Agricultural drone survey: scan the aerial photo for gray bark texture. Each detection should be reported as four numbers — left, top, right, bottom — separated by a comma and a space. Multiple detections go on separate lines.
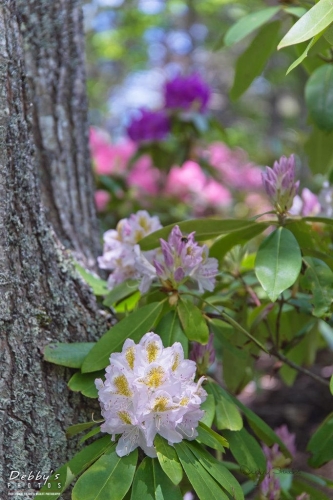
0, 1, 106, 499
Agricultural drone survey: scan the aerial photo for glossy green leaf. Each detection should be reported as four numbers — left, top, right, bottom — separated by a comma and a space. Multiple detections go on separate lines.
131, 457, 183, 500
44, 342, 95, 369
304, 125, 333, 174
155, 310, 188, 357
196, 422, 228, 452
286, 34, 320, 75
72, 447, 137, 500
139, 220, 262, 251
302, 257, 333, 317
230, 21, 281, 100
283, 7, 307, 18
114, 291, 141, 313
68, 370, 105, 398
155, 435, 183, 485
209, 222, 268, 263
36, 437, 113, 499
175, 442, 228, 500
75, 263, 108, 296
305, 64, 333, 131
81, 302, 164, 373
80, 426, 101, 444
224, 7, 280, 47
307, 412, 333, 467
278, 0, 333, 49
177, 298, 209, 343
66, 421, 98, 438
187, 441, 244, 500
103, 280, 139, 307
199, 393, 215, 427
223, 428, 267, 478
207, 382, 243, 431
255, 227, 302, 302
226, 394, 292, 458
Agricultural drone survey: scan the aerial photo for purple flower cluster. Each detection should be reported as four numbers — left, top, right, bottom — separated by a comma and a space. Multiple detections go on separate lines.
164, 74, 211, 112
126, 109, 170, 143
134, 225, 218, 293
262, 155, 299, 215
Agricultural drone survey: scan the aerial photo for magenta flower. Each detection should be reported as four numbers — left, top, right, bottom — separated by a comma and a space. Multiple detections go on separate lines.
126, 109, 170, 142
134, 225, 218, 293
262, 155, 299, 214
164, 74, 211, 112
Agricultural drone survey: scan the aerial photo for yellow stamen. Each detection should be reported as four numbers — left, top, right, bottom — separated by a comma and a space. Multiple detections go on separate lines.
125, 346, 135, 370
118, 411, 132, 425
152, 396, 170, 412
113, 375, 132, 397
138, 216, 150, 232
143, 366, 165, 388
146, 341, 160, 363
172, 353, 180, 372
179, 397, 189, 406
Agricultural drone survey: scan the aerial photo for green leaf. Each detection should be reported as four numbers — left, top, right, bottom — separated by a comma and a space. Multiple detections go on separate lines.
209, 222, 268, 263
80, 426, 101, 444
68, 370, 105, 398
175, 441, 228, 500
187, 441, 244, 500
283, 7, 307, 18
199, 393, 215, 427
278, 0, 333, 49
286, 34, 320, 75
177, 298, 209, 343
81, 302, 164, 373
302, 257, 333, 316
75, 263, 108, 296
223, 428, 267, 478
103, 280, 139, 307
155, 310, 188, 357
255, 227, 302, 302
330, 374, 333, 395
291, 477, 332, 499
225, 393, 292, 458
196, 422, 228, 452
139, 219, 262, 251
207, 382, 243, 431
36, 437, 113, 499
72, 447, 137, 500
307, 412, 333, 467
224, 7, 281, 47
66, 421, 98, 438
155, 435, 183, 486
131, 457, 183, 500
230, 21, 281, 100
305, 64, 333, 132
304, 125, 333, 175
44, 342, 95, 369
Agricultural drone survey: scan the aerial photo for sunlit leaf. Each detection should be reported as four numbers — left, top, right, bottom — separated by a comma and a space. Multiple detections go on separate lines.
224, 7, 280, 46
177, 298, 209, 343
75, 263, 108, 296
155, 435, 183, 485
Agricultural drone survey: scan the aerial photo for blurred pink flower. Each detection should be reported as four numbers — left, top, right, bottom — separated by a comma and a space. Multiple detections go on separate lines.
128, 155, 161, 195
203, 179, 232, 207
290, 188, 321, 217
165, 161, 207, 200
95, 190, 111, 212
90, 127, 136, 176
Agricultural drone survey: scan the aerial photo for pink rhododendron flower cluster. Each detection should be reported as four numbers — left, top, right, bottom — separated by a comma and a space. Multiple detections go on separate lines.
98, 211, 161, 289
290, 188, 321, 217
95, 332, 207, 457
134, 225, 218, 293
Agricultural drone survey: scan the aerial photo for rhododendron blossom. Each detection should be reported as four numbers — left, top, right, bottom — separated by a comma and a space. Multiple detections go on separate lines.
262, 155, 299, 214
134, 225, 218, 293
98, 211, 162, 289
95, 332, 207, 457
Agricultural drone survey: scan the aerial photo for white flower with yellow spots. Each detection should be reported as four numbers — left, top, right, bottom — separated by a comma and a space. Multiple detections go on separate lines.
95, 332, 207, 457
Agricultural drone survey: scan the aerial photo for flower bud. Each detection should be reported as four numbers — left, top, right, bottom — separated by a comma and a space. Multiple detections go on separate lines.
262, 155, 299, 215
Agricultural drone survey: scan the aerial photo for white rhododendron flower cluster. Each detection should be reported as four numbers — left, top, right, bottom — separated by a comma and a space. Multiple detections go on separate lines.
95, 332, 207, 458
98, 210, 161, 289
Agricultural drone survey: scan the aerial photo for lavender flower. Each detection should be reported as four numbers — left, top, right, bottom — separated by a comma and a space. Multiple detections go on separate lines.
290, 188, 321, 217
134, 225, 218, 293
95, 332, 207, 457
262, 155, 299, 215
126, 109, 170, 142
259, 462, 281, 500
164, 74, 211, 112
262, 425, 296, 469
98, 211, 162, 289
190, 334, 215, 375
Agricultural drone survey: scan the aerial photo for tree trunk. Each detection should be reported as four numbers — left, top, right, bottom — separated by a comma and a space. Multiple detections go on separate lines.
0, 1, 106, 498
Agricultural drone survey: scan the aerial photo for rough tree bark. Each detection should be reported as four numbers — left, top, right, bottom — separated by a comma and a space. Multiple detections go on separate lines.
0, 1, 106, 499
